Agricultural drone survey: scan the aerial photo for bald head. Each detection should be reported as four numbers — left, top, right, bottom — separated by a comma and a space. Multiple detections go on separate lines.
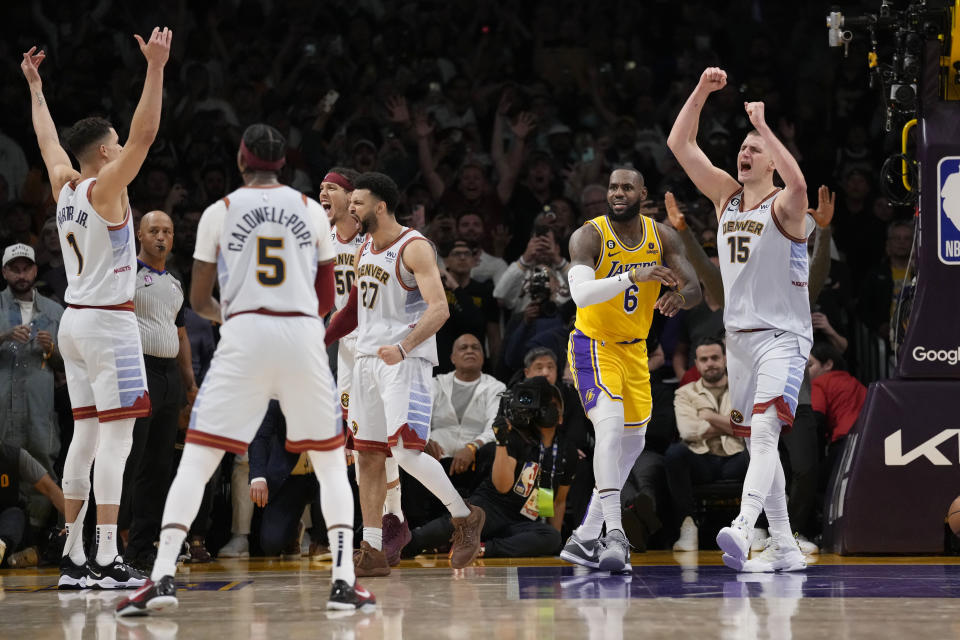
450, 333, 484, 378
137, 210, 175, 266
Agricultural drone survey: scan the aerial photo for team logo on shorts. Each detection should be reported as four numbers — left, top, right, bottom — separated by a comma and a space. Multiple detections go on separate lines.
730, 410, 744, 424
606, 240, 616, 249
340, 392, 350, 409
585, 389, 595, 403
351, 420, 359, 435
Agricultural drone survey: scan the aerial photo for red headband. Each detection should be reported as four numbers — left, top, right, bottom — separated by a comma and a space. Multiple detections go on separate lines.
240, 139, 286, 172
322, 172, 354, 191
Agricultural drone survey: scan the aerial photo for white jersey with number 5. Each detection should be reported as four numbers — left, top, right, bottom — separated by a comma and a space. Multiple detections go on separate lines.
193, 185, 334, 321
718, 188, 814, 341
354, 228, 438, 365
56, 177, 137, 306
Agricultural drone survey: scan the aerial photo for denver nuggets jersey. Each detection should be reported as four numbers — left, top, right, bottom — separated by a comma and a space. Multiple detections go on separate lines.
718, 188, 813, 340
331, 229, 366, 311
56, 178, 137, 306
354, 228, 438, 366
195, 185, 334, 321
574, 215, 663, 342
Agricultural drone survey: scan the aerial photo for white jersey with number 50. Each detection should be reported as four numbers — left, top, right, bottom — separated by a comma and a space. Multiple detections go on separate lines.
331, 229, 366, 310
193, 185, 334, 321
56, 177, 137, 306
718, 188, 813, 341
354, 228, 438, 365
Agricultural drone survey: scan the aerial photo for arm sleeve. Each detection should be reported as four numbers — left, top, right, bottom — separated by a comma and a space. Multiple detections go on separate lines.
324, 286, 358, 346
315, 261, 335, 317
567, 264, 634, 308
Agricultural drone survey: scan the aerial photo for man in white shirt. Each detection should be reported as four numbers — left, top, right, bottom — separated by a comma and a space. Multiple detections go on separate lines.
406, 334, 504, 527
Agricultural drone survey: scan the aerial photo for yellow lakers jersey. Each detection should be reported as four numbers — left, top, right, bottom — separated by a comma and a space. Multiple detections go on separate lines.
574, 214, 663, 342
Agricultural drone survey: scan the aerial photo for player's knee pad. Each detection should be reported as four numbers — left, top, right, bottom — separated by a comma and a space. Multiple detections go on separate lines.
748, 409, 780, 459
62, 418, 99, 487
618, 426, 647, 484
62, 476, 91, 501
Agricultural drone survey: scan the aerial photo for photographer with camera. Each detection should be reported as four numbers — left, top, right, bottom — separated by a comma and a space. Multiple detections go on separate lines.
493, 209, 571, 314
403, 376, 574, 559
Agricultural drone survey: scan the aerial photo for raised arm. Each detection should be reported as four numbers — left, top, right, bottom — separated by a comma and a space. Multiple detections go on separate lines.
807, 185, 836, 304
414, 114, 446, 200
566, 222, 679, 308
744, 101, 808, 236
664, 192, 724, 305
666, 68, 740, 212
93, 27, 172, 220
20, 47, 78, 198
655, 221, 703, 317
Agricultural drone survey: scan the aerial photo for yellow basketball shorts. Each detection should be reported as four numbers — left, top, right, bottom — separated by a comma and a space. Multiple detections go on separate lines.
567, 328, 652, 427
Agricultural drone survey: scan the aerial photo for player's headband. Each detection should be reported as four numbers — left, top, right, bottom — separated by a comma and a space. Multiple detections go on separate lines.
240, 139, 286, 172
323, 172, 354, 191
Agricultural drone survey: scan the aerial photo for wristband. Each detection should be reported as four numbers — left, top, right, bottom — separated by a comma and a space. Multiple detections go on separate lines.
465, 442, 478, 454
675, 291, 686, 306
396, 344, 407, 360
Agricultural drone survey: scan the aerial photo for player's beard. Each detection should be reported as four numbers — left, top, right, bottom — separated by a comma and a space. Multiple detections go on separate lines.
607, 201, 641, 223
359, 213, 377, 235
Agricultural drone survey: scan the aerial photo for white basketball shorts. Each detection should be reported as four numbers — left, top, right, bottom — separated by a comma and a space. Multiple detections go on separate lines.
725, 329, 812, 437
185, 313, 342, 454
347, 355, 433, 454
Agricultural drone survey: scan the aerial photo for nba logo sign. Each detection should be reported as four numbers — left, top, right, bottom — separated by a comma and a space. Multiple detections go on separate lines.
937, 157, 960, 264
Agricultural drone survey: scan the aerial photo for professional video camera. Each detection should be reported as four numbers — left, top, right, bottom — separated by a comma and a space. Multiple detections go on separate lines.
523, 265, 558, 316
493, 377, 563, 444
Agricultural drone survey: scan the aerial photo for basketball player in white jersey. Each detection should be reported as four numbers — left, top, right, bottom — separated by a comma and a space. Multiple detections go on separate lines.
116, 125, 374, 616
668, 67, 811, 572
322, 168, 411, 566
20, 29, 172, 590
325, 172, 485, 576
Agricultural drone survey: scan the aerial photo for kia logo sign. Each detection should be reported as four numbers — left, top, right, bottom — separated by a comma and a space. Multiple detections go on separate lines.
912, 346, 960, 365
884, 429, 960, 465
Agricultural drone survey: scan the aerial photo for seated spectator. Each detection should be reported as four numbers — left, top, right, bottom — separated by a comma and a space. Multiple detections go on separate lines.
666, 338, 747, 551
248, 401, 327, 560
455, 212, 508, 284
404, 334, 506, 528
404, 376, 574, 558
435, 239, 501, 373
0, 443, 64, 567
808, 343, 867, 480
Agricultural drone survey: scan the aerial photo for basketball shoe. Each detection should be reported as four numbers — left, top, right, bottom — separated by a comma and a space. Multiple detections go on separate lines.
717, 515, 752, 571
560, 531, 600, 569
327, 579, 377, 610
382, 514, 411, 567
449, 503, 485, 569
738, 534, 807, 573
58, 556, 88, 590
115, 576, 178, 616
598, 529, 631, 572
87, 556, 147, 589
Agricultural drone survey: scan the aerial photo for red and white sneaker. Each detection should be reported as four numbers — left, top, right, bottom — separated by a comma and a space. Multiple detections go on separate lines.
115, 576, 178, 617
326, 579, 376, 611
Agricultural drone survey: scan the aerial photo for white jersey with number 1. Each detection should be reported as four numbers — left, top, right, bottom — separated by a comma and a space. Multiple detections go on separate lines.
717, 188, 814, 341
193, 184, 334, 321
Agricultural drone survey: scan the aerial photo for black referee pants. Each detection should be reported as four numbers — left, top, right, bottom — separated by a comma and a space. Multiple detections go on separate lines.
119, 355, 182, 561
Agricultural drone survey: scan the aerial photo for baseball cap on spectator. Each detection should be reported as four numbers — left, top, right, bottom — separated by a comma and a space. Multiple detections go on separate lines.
2, 243, 36, 267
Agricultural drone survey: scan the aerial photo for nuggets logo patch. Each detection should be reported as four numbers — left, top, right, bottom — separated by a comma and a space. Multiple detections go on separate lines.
351, 420, 359, 435
606, 240, 616, 249
730, 197, 741, 208
730, 410, 744, 424
340, 393, 349, 409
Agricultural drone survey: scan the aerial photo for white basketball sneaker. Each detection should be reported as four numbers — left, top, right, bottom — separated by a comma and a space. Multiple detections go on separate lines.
717, 515, 752, 571
740, 533, 807, 573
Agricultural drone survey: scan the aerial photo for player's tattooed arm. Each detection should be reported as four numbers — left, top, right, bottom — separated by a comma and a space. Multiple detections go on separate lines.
190, 260, 222, 323
655, 222, 703, 317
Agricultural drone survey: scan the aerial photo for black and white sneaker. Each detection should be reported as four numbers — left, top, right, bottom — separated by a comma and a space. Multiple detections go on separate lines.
326, 579, 376, 610
58, 556, 88, 590
560, 531, 601, 569
115, 576, 178, 617
87, 556, 147, 590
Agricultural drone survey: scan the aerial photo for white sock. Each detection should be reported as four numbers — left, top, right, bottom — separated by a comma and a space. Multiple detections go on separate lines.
95, 525, 118, 564
363, 527, 383, 551
65, 520, 86, 564
392, 446, 470, 518
576, 490, 605, 540
738, 406, 782, 528
151, 526, 187, 581
764, 457, 793, 539
599, 490, 623, 534
330, 527, 354, 583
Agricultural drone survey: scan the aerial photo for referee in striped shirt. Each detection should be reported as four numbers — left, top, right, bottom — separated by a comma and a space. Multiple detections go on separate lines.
119, 210, 199, 567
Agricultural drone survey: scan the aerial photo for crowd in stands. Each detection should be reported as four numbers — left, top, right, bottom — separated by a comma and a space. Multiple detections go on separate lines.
0, 0, 908, 565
